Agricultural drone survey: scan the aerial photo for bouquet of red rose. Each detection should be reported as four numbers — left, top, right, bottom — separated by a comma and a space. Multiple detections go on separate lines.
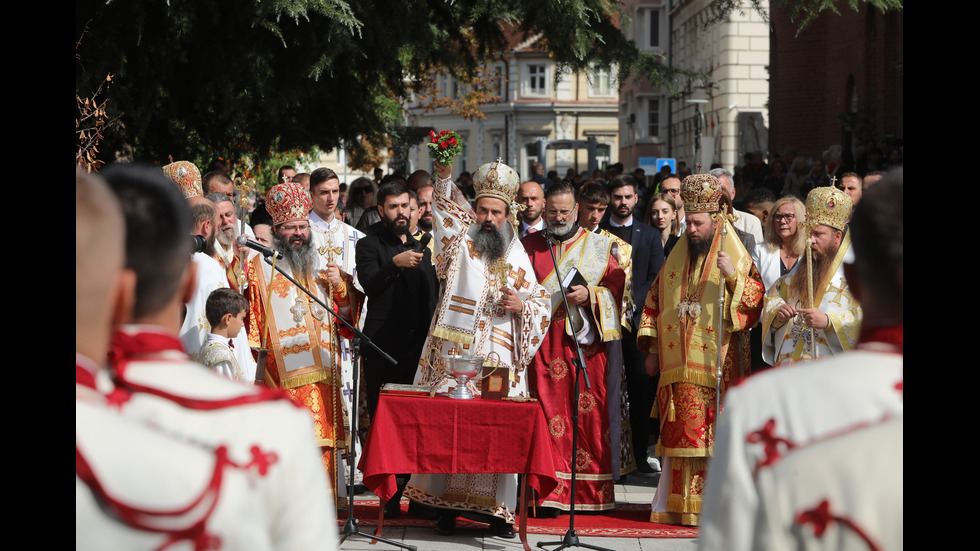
426, 129, 462, 166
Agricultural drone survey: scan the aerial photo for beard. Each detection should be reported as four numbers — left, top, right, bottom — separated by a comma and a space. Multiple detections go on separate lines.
418, 214, 433, 232
273, 230, 317, 277
473, 221, 506, 262
203, 230, 217, 257
383, 213, 411, 236
686, 230, 713, 271
216, 223, 239, 248
614, 204, 632, 220
545, 220, 577, 242
790, 242, 840, 303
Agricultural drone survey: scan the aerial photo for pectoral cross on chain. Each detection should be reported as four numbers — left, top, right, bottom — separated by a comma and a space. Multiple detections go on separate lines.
490, 258, 512, 288
289, 297, 307, 325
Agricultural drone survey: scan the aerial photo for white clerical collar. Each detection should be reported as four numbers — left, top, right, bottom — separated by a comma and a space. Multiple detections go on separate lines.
608, 216, 633, 228
521, 219, 545, 232
309, 210, 339, 231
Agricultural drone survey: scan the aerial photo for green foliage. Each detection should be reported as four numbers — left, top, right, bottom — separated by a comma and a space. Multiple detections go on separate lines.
709, 0, 903, 33
76, 0, 699, 164
206, 143, 323, 192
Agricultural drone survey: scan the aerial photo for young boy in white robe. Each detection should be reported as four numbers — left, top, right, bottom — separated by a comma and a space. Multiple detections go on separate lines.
200, 288, 248, 383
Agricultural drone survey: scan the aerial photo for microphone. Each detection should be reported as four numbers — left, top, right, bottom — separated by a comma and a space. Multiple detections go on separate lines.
413, 232, 432, 253
543, 226, 558, 246
236, 235, 283, 260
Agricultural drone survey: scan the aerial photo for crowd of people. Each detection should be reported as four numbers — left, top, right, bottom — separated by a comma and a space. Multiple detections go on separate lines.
76, 146, 902, 549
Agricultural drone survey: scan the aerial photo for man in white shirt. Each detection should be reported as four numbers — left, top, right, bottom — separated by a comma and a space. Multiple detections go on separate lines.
517, 180, 546, 238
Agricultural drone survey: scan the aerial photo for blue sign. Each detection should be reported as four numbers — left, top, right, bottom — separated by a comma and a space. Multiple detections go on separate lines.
656, 158, 676, 173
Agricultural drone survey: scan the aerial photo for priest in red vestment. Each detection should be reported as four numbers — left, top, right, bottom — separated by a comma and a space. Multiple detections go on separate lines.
522, 182, 626, 512
246, 182, 358, 505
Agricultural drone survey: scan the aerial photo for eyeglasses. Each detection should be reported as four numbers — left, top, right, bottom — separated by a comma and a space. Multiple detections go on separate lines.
773, 214, 796, 222
546, 209, 573, 217
281, 223, 310, 232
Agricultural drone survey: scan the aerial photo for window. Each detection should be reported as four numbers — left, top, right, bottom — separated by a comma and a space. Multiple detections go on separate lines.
438, 74, 452, 99
527, 64, 547, 96
637, 5, 667, 50
493, 64, 506, 100
589, 66, 615, 96
637, 96, 664, 141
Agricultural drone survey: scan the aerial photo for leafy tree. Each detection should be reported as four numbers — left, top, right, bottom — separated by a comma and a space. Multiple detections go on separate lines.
709, 0, 903, 33
75, 0, 690, 166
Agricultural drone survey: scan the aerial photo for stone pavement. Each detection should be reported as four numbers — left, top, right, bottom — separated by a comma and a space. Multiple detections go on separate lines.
339, 466, 698, 551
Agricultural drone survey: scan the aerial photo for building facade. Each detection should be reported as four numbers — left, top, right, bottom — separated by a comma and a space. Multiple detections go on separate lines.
619, 0, 770, 174
404, 35, 620, 181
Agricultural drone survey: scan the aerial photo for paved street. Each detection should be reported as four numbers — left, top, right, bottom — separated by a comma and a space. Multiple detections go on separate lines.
341, 468, 697, 551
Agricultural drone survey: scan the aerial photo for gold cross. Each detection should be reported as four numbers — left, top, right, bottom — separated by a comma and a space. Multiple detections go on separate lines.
318, 241, 344, 262
466, 240, 483, 260
830, 175, 838, 188
234, 177, 255, 210
509, 267, 531, 290
827, 281, 849, 307
490, 258, 512, 287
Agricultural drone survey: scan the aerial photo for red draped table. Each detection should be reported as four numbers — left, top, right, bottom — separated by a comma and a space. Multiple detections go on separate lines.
358, 394, 559, 549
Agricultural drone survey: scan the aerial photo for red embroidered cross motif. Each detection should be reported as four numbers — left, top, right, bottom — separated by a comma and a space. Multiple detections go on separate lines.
747, 418, 797, 475
240, 445, 279, 476
796, 499, 882, 551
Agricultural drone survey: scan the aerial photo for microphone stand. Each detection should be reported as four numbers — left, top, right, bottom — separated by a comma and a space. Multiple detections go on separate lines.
257, 253, 414, 551
536, 230, 613, 551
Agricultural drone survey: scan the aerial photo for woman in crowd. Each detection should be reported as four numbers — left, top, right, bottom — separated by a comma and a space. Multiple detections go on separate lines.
752, 195, 806, 290
345, 177, 376, 229
645, 192, 681, 259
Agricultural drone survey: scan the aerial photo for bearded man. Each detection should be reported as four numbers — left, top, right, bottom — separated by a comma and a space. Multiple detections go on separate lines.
246, 182, 356, 503
209, 192, 255, 291
522, 181, 626, 512
406, 160, 551, 537
636, 173, 765, 526
763, 187, 861, 366
161, 161, 255, 378
416, 184, 434, 234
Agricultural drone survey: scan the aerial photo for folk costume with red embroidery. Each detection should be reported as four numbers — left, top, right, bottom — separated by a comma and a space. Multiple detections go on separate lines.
96, 326, 340, 551
636, 173, 765, 526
